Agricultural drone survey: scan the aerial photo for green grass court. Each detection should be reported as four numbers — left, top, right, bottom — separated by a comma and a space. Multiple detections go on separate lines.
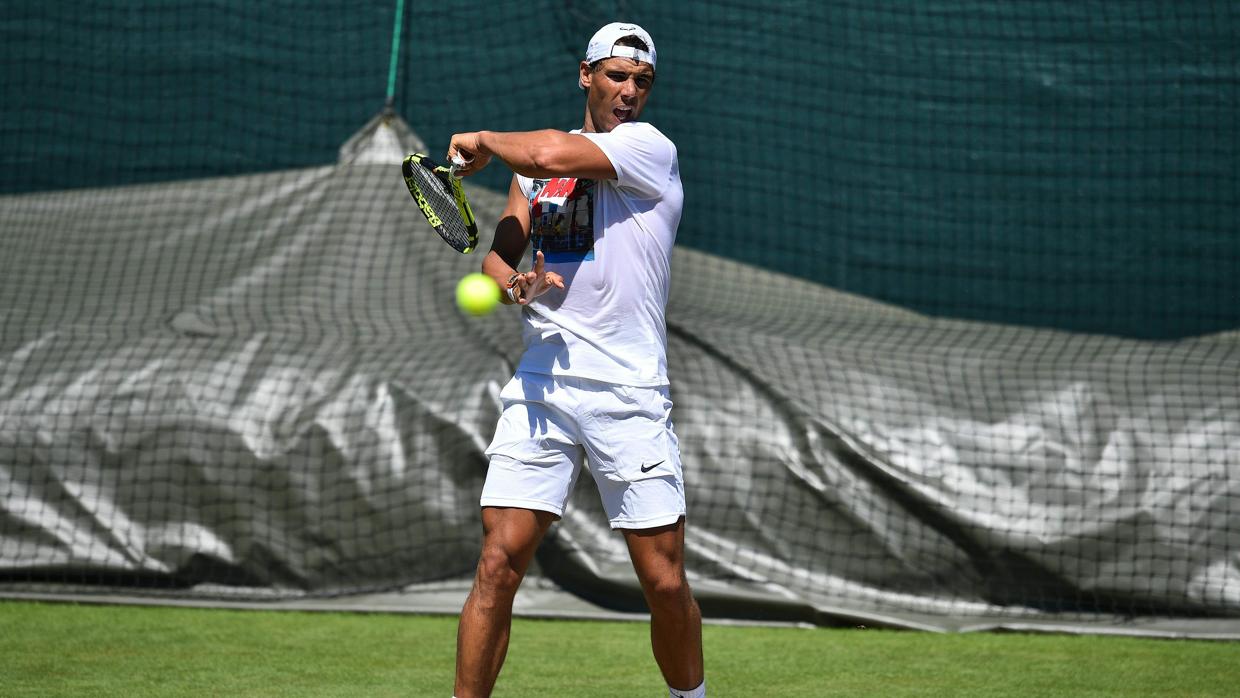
3, 600, 1238, 696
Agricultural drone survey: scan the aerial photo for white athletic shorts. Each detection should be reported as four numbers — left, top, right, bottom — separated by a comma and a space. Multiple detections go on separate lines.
482, 371, 685, 530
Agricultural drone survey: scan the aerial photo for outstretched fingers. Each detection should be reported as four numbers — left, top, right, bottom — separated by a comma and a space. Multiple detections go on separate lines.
515, 251, 564, 304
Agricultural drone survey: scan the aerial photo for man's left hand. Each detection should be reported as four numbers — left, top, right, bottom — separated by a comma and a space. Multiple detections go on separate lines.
447, 132, 492, 177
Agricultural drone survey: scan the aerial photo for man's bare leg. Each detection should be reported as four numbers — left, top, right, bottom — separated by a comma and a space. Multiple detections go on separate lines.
454, 506, 556, 698
623, 517, 704, 692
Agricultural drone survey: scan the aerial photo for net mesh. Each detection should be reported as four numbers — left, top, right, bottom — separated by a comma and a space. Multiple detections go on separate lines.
2, 1, 1239, 631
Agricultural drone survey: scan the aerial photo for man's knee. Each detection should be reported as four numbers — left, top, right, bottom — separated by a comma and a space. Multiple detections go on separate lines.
474, 545, 525, 600
640, 568, 693, 610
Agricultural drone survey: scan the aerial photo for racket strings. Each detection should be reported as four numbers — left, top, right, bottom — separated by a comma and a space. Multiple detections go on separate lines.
403, 160, 475, 252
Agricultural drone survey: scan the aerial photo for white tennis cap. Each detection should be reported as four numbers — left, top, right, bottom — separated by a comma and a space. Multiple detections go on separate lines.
585, 22, 657, 70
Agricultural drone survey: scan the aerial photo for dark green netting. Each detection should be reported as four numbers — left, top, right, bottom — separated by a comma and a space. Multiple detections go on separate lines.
2, 1, 1236, 337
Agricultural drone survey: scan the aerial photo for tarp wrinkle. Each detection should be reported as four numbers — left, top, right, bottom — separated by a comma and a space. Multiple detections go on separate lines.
1, 119, 1238, 634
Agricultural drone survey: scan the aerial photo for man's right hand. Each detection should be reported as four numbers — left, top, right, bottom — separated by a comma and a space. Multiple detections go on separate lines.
511, 250, 565, 305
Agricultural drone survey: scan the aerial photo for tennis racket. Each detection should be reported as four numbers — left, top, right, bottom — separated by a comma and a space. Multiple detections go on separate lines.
401, 153, 479, 253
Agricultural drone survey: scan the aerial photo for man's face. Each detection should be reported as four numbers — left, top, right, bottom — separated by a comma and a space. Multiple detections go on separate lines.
580, 57, 655, 133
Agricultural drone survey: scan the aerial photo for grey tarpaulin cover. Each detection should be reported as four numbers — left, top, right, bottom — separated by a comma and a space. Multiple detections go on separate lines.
1, 118, 1238, 635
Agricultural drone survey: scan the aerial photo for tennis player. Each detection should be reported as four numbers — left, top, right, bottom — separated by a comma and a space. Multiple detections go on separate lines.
445, 22, 704, 698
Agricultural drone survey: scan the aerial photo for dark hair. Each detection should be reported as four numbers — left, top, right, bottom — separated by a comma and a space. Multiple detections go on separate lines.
589, 35, 651, 72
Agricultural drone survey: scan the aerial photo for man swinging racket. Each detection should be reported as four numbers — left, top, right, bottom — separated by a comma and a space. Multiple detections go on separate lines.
445, 21, 705, 698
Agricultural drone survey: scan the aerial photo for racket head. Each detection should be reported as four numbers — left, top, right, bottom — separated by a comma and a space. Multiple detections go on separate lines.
401, 153, 479, 254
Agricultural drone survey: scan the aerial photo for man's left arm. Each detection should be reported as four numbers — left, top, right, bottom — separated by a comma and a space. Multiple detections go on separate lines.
448, 130, 616, 181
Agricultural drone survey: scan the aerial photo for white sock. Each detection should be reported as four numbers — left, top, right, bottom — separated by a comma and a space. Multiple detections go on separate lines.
669, 679, 705, 698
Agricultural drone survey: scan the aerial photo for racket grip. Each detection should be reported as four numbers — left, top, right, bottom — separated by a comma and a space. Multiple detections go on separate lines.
448, 154, 469, 180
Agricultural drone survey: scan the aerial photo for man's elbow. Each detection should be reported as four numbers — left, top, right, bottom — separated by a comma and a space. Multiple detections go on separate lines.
524, 144, 562, 179
518, 133, 601, 179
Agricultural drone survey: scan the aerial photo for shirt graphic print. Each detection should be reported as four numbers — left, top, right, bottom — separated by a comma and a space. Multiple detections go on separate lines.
529, 177, 596, 263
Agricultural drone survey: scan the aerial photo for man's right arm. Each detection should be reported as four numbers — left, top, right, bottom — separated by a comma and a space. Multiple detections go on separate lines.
482, 176, 531, 305
480, 176, 565, 305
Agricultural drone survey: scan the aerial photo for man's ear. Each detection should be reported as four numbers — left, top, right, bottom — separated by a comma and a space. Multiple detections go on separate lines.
578, 61, 591, 90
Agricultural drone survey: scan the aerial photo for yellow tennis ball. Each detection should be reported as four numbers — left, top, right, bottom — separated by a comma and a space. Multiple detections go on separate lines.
455, 273, 500, 316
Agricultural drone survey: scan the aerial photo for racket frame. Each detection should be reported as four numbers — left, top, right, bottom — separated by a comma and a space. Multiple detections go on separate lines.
401, 153, 479, 254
